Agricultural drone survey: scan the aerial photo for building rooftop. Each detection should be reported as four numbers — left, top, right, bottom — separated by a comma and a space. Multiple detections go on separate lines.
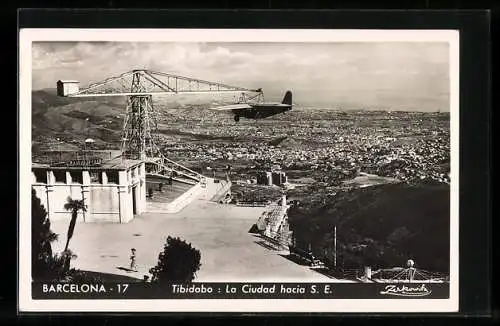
57, 80, 80, 83
32, 162, 49, 169
32, 156, 143, 171
101, 157, 143, 170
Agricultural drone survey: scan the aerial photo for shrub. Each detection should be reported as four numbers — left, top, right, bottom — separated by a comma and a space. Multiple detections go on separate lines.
64, 270, 103, 283
32, 188, 60, 281
32, 189, 81, 281
149, 236, 201, 283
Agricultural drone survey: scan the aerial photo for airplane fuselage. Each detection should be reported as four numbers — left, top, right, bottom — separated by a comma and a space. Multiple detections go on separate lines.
210, 90, 293, 122
233, 103, 292, 119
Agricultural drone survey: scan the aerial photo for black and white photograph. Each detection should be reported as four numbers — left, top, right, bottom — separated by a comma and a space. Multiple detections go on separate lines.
19, 29, 459, 312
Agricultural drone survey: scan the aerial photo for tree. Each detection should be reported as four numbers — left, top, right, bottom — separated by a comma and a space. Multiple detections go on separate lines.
63, 197, 87, 252
60, 197, 86, 275
149, 236, 201, 283
32, 188, 59, 281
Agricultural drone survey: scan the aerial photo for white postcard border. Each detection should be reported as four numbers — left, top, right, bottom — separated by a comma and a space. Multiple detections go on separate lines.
18, 28, 459, 313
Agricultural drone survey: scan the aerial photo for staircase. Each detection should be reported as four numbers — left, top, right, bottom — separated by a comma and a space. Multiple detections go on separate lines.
141, 146, 234, 213
146, 179, 194, 204
209, 179, 232, 203
145, 154, 201, 185
146, 182, 203, 213
265, 205, 288, 236
146, 177, 232, 214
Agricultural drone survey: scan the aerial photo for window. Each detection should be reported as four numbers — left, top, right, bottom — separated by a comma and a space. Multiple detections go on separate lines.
70, 171, 83, 184
131, 168, 136, 179
90, 171, 102, 184
107, 171, 119, 184
53, 171, 66, 183
33, 170, 47, 183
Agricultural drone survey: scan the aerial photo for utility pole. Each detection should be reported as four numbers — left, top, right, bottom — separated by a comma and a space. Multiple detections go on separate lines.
333, 225, 337, 268
84, 117, 90, 160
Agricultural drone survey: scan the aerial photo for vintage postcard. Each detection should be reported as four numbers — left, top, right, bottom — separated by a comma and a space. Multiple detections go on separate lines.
18, 28, 459, 313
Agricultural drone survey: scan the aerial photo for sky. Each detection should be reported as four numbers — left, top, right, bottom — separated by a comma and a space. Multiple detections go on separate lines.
31, 41, 450, 111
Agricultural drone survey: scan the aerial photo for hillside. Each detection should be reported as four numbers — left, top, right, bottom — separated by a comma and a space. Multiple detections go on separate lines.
31, 89, 245, 152
287, 180, 450, 273
31, 89, 127, 152
31, 89, 215, 153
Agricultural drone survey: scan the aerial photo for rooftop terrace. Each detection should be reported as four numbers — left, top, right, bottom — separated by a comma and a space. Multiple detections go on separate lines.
32, 151, 143, 171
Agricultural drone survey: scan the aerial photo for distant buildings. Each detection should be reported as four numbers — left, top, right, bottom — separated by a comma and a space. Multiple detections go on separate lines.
256, 172, 272, 185
256, 170, 288, 186
271, 171, 287, 186
158, 109, 450, 185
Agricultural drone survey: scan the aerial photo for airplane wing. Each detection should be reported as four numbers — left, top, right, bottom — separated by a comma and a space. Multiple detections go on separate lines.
209, 104, 252, 111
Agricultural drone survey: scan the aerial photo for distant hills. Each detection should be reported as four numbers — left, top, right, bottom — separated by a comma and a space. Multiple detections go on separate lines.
29, 89, 315, 152
30, 89, 222, 152
31, 89, 126, 152
287, 180, 450, 273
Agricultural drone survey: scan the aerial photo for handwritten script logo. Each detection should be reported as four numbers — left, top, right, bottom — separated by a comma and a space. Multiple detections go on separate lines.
380, 284, 432, 297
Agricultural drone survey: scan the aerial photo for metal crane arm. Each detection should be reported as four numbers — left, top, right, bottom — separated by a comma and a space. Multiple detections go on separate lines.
60, 69, 261, 97
147, 70, 255, 92
55, 69, 264, 184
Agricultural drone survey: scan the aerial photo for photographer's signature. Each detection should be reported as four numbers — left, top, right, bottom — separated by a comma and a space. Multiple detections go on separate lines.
380, 284, 432, 297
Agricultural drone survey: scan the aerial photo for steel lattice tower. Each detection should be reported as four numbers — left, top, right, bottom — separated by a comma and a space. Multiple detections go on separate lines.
121, 71, 160, 160
57, 69, 261, 182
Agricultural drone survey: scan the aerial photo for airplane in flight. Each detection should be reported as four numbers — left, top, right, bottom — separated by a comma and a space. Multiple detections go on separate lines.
209, 90, 293, 122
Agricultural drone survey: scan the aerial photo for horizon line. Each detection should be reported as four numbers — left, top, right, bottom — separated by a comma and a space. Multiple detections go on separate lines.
31, 88, 450, 113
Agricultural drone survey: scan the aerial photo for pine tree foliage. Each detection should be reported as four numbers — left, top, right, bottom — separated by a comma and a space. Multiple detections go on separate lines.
149, 236, 201, 283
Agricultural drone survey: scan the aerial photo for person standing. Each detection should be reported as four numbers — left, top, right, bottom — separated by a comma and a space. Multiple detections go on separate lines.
130, 248, 137, 272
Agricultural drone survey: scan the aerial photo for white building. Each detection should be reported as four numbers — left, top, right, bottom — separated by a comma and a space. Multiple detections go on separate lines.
32, 157, 146, 223
56, 80, 80, 97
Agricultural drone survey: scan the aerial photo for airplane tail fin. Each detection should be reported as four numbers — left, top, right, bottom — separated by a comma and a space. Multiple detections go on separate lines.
282, 91, 292, 105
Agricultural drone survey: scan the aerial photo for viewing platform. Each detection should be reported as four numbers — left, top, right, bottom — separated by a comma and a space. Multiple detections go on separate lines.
146, 175, 232, 214
146, 176, 193, 204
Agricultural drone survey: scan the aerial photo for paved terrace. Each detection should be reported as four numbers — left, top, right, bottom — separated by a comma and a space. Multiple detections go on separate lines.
146, 177, 193, 204
50, 199, 354, 283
